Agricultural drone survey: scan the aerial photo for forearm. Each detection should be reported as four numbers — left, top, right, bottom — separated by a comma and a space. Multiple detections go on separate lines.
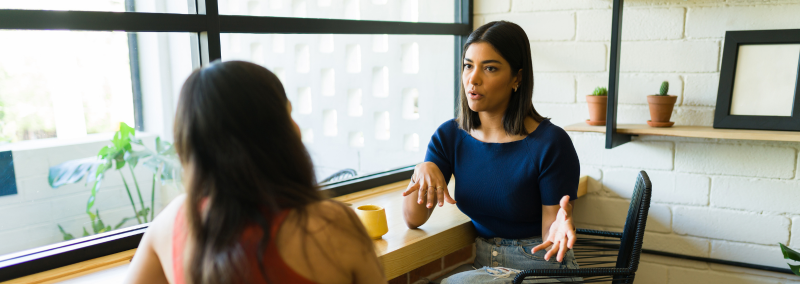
402, 190, 434, 229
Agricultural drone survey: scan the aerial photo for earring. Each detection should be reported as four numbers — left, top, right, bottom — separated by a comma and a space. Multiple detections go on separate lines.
513, 85, 519, 92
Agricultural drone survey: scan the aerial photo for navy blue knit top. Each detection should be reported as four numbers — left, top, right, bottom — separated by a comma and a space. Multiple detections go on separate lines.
424, 119, 580, 239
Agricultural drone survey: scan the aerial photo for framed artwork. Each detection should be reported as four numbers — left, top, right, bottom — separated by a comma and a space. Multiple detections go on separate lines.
714, 29, 800, 131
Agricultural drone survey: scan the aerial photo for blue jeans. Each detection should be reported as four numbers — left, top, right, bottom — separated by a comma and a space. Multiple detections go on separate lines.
440, 237, 582, 284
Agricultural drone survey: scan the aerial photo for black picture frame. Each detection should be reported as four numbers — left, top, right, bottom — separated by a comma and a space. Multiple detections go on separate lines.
714, 29, 800, 131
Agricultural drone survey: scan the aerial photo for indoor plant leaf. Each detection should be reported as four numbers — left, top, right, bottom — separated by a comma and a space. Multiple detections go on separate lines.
788, 263, 800, 276
141, 138, 181, 183
86, 177, 103, 212
48, 157, 102, 188
114, 217, 137, 230
780, 243, 800, 262
124, 149, 151, 169
57, 225, 75, 241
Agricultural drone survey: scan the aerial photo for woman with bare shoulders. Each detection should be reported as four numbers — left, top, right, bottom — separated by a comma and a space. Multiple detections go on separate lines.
125, 61, 386, 284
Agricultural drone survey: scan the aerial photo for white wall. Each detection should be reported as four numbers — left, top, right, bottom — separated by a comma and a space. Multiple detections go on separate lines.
475, 0, 800, 282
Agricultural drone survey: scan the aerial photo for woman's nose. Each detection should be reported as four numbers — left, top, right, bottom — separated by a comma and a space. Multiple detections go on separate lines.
467, 69, 481, 86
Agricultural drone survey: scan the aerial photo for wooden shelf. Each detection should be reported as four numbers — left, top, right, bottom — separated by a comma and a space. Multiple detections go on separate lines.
565, 123, 800, 142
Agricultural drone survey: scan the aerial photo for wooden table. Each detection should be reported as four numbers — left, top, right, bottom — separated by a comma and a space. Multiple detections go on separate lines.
333, 181, 476, 280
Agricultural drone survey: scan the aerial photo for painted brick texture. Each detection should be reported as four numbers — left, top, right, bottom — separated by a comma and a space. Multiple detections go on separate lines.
675, 143, 796, 178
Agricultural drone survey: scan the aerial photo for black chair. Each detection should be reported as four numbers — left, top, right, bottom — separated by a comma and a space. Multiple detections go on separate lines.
513, 171, 652, 284
320, 168, 358, 183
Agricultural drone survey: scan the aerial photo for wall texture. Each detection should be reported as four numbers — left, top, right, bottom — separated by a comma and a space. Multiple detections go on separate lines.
475, 0, 800, 283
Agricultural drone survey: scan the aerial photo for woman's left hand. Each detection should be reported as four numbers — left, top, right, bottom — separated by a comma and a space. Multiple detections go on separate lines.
532, 195, 576, 262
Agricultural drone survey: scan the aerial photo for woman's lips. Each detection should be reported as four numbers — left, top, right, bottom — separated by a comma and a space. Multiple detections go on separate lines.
468, 91, 483, 100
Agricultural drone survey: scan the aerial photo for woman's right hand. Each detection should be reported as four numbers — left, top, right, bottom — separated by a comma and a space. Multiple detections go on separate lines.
402, 162, 456, 208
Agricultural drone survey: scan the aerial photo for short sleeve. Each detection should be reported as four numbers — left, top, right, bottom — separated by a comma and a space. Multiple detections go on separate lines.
537, 125, 580, 206
423, 120, 456, 185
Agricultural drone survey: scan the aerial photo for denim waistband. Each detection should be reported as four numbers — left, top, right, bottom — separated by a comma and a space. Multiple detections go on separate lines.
477, 236, 543, 246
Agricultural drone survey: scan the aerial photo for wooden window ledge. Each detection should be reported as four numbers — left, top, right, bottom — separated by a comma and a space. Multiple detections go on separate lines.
7, 176, 589, 283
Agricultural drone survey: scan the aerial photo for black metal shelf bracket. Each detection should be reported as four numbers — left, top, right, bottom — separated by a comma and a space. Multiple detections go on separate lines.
606, 0, 632, 149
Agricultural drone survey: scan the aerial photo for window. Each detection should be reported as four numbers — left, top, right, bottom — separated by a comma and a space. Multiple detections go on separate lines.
0, 0, 192, 14
217, 0, 455, 23
221, 33, 454, 182
0, 30, 136, 143
0, 30, 193, 256
0, 0, 471, 280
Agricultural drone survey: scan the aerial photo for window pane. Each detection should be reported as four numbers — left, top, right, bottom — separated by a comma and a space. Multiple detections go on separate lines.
0, 31, 193, 257
0, 0, 192, 14
0, 31, 136, 142
218, 0, 456, 23
221, 33, 455, 183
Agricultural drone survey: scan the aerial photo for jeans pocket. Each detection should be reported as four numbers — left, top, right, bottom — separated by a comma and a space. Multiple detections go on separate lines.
517, 245, 560, 263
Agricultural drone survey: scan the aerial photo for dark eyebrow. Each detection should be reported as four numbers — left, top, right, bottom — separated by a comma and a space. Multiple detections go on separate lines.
463, 58, 502, 64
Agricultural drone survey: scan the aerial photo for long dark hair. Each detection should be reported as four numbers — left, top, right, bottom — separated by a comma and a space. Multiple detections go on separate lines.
174, 61, 370, 283
457, 21, 545, 136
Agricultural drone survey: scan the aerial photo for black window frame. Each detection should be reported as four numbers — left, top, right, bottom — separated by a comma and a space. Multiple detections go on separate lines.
0, 0, 472, 280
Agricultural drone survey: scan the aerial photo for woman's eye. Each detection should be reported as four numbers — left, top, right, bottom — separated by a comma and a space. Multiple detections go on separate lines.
463, 63, 472, 69
486, 66, 497, 72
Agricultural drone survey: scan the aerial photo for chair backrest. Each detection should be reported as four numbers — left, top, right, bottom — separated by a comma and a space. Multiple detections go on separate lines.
614, 171, 652, 271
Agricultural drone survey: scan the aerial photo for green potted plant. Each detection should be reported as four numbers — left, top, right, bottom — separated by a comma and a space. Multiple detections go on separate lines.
586, 87, 607, 126
48, 122, 181, 240
647, 81, 677, 127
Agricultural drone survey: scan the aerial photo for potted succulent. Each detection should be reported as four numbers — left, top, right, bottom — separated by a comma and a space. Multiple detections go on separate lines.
586, 87, 607, 126
647, 81, 677, 127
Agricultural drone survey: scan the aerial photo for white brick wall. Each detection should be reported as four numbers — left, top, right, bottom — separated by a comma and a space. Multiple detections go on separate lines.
577, 8, 685, 41
711, 240, 788, 268
532, 73, 576, 103
643, 233, 710, 257
675, 143, 796, 178
673, 206, 789, 245
474, 0, 510, 14
511, 0, 610, 12
484, 12, 575, 41
686, 5, 800, 39
683, 74, 719, 106
574, 195, 672, 233
530, 43, 607, 72
712, 177, 800, 214
620, 41, 719, 72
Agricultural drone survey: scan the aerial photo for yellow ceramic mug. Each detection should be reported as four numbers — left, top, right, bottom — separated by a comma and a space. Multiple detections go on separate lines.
355, 205, 388, 239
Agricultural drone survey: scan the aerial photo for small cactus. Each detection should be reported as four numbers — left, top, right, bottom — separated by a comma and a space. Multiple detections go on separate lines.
659, 81, 669, 96
592, 87, 608, 96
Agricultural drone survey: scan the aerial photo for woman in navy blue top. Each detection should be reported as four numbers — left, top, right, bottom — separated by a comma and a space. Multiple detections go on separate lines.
402, 21, 581, 283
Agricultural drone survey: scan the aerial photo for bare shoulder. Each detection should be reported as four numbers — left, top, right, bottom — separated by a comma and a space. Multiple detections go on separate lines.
149, 194, 187, 236
277, 200, 376, 284
293, 200, 366, 237
147, 194, 187, 257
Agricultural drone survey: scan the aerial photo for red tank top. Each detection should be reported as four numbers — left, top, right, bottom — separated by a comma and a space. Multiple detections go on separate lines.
172, 205, 317, 284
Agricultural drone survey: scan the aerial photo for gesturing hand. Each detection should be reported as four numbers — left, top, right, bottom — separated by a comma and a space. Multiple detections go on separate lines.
532, 195, 576, 262
402, 162, 456, 208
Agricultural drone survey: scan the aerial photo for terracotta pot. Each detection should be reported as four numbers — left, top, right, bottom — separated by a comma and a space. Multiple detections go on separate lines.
585, 95, 607, 126
647, 95, 678, 125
